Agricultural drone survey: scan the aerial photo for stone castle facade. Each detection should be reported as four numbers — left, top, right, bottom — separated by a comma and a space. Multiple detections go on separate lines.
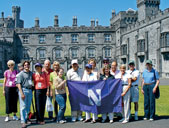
0, 0, 169, 78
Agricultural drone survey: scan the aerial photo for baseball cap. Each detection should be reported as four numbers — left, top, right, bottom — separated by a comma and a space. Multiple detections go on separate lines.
71, 59, 78, 65
146, 60, 152, 65
85, 64, 92, 69
35, 63, 42, 68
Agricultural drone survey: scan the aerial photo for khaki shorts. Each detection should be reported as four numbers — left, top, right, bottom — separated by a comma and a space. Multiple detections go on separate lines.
130, 85, 139, 102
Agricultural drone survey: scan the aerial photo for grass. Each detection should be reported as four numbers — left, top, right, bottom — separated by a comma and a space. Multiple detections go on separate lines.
0, 79, 3, 83
0, 86, 169, 117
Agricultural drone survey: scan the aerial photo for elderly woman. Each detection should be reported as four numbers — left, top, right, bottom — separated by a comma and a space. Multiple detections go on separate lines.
116, 64, 132, 124
100, 65, 115, 123
54, 68, 67, 124
83, 64, 98, 123
33, 63, 49, 125
141, 60, 160, 121
3, 60, 18, 122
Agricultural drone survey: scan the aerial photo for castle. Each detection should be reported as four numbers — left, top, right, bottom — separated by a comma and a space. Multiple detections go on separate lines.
0, 0, 169, 78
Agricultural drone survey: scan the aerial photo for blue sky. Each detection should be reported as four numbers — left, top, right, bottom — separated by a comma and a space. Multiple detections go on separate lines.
0, 0, 169, 28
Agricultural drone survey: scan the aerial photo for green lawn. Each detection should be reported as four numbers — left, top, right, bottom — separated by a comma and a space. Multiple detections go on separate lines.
0, 79, 3, 83
0, 86, 169, 117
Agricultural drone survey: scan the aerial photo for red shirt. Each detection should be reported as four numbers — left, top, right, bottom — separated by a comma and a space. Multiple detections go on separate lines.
42, 68, 53, 86
33, 72, 49, 90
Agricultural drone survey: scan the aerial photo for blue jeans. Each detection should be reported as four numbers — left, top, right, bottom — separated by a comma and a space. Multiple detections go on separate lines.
55, 94, 66, 121
143, 84, 156, 119
19, 88, 32, 123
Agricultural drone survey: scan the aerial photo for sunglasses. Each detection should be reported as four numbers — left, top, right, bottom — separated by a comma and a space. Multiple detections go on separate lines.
103, 61, 109, 64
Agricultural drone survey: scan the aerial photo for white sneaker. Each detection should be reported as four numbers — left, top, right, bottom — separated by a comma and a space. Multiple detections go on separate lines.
77, 116, 83, 121
13, 116, 19, 121
59, 120, 65, 124
5, 117, 9, 122
143, 117, 148, 120
72, 117, 77, 122
109, 120, 114, 123
134, 115, 138, 121
119, 118, 125, 122
149, 118, 154, 121
63, 120, 67, 123
122, 120, 129, 124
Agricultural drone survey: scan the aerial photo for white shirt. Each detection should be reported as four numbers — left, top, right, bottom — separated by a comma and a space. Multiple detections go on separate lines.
126, 69, 140, 85
67, 68, 83, 81
110, 70, 120, 79
116, 72, 132, 85
82, 72, 98, 81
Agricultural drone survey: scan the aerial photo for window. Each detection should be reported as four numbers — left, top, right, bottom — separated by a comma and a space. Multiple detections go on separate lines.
56, 35, 62, 43
166, 33, 169, 46
137, 40, 145, 52
160, 33, 169, 48
121, 45, 127, 55
71, 49, 78, 58
71, 34, 78, 43
23, 49, 29, 59
104, 34, 111, 42
39, 35, 45, 43
55, 49, 62, 58
39, 49, 45, 59
88, 34, 95, 42
23, 36, 29, 43
88, 48, 95, 58
105, 48, 111, 57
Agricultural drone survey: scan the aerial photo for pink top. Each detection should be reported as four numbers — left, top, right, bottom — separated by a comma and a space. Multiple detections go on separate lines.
4, 70, 18, 87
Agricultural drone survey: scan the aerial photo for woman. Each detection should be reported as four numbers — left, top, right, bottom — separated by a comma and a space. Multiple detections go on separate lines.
141, 60, 160, 121
100, 65, 115, 123
83, 64, 98, 123
3, 60, 18, 122
49, 61, 61, 121
33, 63, 49, 125
54, 68, 67, 124
88, 59, 99, 78
116, 64, 132, 124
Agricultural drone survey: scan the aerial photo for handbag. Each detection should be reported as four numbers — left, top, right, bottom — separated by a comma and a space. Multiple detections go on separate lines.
28, 98, 37, 120
46, 96, 54, 112
153, 69, 160, 99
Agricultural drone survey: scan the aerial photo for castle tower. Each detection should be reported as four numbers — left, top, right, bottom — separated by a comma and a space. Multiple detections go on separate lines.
137, 0, 160, 21
12, 6, 21, 28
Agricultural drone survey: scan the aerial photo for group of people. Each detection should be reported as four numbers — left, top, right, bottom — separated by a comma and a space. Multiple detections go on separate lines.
2, 58, 160, 128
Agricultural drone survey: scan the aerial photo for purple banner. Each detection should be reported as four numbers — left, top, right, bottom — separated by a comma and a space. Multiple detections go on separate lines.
67, 79, 122, 114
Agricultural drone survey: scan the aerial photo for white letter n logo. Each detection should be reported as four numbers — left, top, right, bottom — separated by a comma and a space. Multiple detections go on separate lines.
88, 89, 101, 106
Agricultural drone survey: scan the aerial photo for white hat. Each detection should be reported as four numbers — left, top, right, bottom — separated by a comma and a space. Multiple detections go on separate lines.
71, 59, 78, 65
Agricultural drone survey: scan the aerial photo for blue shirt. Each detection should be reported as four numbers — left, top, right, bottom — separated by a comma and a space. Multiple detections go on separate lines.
142, 68, 159, 84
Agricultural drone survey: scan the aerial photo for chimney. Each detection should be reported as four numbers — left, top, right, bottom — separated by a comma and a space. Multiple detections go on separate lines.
112, 9, 116, 18
1, 12, 4, 19
35, 17, 40, 27
91, 19, 95, 27
54, 15, 59, 27
72, 16, 77, 27
96, 19, 99, 26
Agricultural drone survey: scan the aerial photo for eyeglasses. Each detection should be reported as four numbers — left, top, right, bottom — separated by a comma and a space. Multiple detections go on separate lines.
8, 64, 14, 67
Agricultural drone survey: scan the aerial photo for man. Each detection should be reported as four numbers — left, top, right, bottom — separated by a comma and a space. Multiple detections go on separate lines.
110, 61, 120, 78
67, 59, 84, 122
127, 60, 140, 120
42, 60, 55, 120
100, 58, 110, 75
17, 63, 24, 72
16, 61, 33, 128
